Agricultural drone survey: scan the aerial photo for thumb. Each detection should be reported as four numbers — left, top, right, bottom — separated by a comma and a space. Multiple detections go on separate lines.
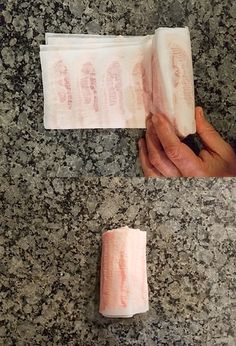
195, 107, 233, 159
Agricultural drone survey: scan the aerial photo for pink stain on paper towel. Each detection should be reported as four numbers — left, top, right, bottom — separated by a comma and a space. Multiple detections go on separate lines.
54, 60, 72, 109
106, 61, 124, 114
152, 52, 167, 115
80, 62, 99, 112
169, 42, 194, 107
118, 250, 128, 308
132, 62, 149, 113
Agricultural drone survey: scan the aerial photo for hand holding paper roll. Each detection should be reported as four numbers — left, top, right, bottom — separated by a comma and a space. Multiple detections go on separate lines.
138, 107, 236, 177
138, 29, 236, 177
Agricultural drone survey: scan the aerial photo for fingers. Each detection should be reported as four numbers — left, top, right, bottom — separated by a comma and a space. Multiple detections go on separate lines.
151, 113, 204, 176
195, 107, 234, 160
138, 138, 163, 177
145, 119, 181, 177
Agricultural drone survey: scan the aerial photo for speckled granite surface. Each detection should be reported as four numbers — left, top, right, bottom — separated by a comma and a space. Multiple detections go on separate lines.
0, 177, 235, 345
1, 0, 236, 176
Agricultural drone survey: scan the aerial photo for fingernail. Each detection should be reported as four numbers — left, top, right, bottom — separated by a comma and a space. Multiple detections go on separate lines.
197, 107, 204, 117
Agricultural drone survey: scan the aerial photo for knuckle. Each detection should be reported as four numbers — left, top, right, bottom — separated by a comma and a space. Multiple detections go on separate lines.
165, 144, 181, 160
149, 154, 160, 168
198, 123, 215, 137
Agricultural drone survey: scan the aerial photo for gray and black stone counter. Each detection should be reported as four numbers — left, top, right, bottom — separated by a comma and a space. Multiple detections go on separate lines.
1, 0, 236, 177
0, 177, 235, 345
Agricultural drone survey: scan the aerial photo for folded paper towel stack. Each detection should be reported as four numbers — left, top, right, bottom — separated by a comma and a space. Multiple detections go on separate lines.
40, 27, 195, 137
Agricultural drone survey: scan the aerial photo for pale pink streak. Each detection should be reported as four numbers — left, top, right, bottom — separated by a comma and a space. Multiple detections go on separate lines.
118, 250, 128, 308
53, 59, 72, 110
80, 62, 99, 112
152, 52, 168, 116
132, 62, 149, 113
106, 61, 124, 115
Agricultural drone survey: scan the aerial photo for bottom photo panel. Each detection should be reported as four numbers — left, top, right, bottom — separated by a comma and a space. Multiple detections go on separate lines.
0, 178, 235, 346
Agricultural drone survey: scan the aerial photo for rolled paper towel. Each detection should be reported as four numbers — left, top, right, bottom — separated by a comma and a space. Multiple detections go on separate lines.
99, 226, 149, 318
152, 27, 196, 138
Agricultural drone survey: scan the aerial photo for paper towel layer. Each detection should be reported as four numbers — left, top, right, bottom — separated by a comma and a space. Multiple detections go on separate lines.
99, 226, 149, 318
40, 41, 152, 129
46, 32, 153, 45
40, 28, 195, 135
152, 27, 196, 138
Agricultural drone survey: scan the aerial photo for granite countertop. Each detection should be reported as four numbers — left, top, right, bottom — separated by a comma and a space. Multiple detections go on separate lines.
0, 177, 235, 345
1, 0, 236, 177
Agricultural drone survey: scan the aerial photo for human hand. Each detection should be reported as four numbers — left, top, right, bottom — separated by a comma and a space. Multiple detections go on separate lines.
138, 107, 236, 177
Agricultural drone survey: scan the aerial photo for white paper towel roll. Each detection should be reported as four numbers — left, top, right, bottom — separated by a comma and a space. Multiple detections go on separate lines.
99, 226, 149, 318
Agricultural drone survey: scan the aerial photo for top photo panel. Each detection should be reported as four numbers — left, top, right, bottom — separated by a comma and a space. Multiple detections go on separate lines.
1, 0, 236, 177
